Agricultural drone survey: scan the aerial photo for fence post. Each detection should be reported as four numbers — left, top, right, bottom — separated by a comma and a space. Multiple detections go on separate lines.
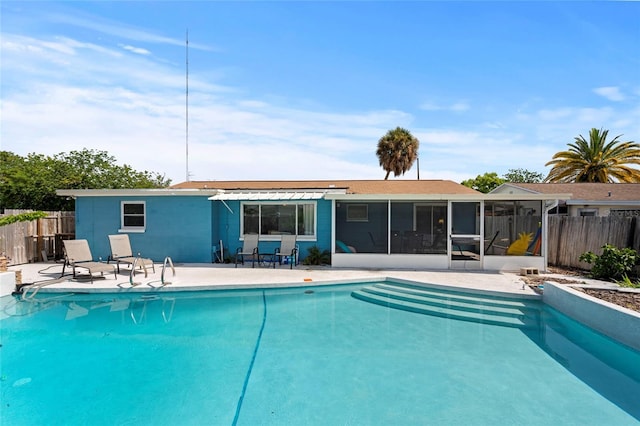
628, 216, 637, 250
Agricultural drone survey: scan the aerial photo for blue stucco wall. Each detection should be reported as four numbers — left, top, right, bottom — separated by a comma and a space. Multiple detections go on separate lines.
75, 196, 213, 263
74, 196, 333, 265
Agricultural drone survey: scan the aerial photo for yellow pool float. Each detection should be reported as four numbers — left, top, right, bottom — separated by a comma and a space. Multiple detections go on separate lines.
506, 232, 533, 255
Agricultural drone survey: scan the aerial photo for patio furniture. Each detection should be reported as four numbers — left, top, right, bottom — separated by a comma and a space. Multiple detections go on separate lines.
336, 240, 356, 253
368, 231, 387, 252
61, 239, 116, 283
235, 234, 260, 268
108, 234, 155, 274
271, 235, 298, 269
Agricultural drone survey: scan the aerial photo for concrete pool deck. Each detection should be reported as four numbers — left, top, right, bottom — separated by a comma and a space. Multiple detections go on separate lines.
0, 261, 602, 298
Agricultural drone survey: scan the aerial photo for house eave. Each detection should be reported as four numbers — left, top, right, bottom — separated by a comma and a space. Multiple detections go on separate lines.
56, 189, 220, 197
483, 193, 572, 201
566, 200, 640, 206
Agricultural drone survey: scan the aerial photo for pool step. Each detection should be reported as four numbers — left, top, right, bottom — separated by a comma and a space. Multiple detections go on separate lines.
351, 283, 541, 328
373, 283, 539, 312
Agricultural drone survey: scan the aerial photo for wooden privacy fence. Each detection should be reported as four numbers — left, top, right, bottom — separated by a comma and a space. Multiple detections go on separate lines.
548, 216, 640, 270
0, 210, 75, 265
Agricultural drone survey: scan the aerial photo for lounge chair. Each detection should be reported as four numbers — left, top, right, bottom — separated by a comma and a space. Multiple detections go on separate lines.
336, 240, 356, 253
271, 235, 298, 269
368, 231, 387, 252
61, 239, 116, 283
108, 234, 155, 275
235, 234, 260, 268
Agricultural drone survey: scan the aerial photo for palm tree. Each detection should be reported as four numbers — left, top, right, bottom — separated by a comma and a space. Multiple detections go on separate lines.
376, 127, 420, 180
545, 128, 640, 183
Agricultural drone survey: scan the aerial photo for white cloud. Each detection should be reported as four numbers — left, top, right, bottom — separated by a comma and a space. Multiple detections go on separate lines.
537, 108, 573, 121
450, 102, 470, 112
483, 122, 505, 129
2, 30, 637, 186
419, 100, 470, 112
48, 12, 215, 51
119, 44, 151, 55
593, 86, 625, 102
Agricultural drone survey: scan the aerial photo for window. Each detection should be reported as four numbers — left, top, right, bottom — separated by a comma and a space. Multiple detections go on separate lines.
242, 202, 316, 238
579, 209, 597, 217
121, 201, 145, 231
347, 204, 368, 222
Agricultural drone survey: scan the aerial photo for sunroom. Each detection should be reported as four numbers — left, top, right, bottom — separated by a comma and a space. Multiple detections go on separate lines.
327, 193, 565, 272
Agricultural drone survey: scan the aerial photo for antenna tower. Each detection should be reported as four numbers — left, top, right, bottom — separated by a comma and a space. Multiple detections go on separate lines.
185, 29, 190, 182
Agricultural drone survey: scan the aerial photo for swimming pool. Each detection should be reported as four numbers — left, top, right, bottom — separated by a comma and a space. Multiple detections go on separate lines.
1, 282, 639, 425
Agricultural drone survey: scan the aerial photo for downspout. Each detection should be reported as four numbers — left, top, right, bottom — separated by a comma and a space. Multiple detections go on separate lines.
543, 199, 559, 273
331, 200, 336, 261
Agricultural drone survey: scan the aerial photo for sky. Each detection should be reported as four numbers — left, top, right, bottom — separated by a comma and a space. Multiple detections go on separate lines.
1, 1, 639, 185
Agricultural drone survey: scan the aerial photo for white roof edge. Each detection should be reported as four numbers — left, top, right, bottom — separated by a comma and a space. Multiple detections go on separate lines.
566, 200, 640, 206
324, 193, 570, 201
483, 193, 572, 201
56, 189, 570, 201
491, 183, 543, 195
56, 189, 220, 197
208, 190, 342, 201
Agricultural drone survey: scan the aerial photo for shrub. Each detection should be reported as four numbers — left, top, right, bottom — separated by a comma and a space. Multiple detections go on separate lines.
579, 244, 639, 281
302, 245, 331, 266
0, 211, 48, 227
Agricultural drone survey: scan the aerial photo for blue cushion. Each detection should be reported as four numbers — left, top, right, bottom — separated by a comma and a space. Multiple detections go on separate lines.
336, 240, 353, 253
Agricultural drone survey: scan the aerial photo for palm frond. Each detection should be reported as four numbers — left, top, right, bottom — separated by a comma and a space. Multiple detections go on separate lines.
375, 127, 419, 179
545, 128, 640, 183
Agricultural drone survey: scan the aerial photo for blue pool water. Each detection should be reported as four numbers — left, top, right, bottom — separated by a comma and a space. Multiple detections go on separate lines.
1, 283, 639, 425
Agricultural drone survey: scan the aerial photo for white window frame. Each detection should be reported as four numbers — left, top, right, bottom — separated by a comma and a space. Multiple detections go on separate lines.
240, 201, 317, 241
120, 201, 146, 233
579, 208, 598, 217
346, 204, 369, 222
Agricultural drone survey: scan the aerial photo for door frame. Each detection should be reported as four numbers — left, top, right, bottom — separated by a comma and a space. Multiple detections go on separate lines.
449, 201, 483, 270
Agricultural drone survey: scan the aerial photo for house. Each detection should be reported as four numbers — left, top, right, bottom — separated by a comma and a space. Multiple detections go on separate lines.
491, 183, 640, 217
57, 179, 570, 272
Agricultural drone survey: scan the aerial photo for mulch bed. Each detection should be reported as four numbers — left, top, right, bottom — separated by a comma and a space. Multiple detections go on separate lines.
520, 266, 640, 313
578, 288, 640, 313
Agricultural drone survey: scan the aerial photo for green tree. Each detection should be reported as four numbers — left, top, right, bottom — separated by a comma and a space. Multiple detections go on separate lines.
461, 172, 505, 193
545, 128, 640, 183
0, 149, 171, 211
503, 168, 544, 183
376, 127, 419, 180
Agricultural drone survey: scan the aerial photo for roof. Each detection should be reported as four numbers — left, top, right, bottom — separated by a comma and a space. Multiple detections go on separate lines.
58, 180, 567, 201
494, 183, 640, 203
170, 179, 480, 195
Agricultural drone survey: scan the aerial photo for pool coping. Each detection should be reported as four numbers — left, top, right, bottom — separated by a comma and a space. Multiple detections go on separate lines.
3, 262, 543, 299
543, 281, 640, 352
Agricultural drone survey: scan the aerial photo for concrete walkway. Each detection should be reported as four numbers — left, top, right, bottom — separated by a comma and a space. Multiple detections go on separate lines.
3, 261, 558, 298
